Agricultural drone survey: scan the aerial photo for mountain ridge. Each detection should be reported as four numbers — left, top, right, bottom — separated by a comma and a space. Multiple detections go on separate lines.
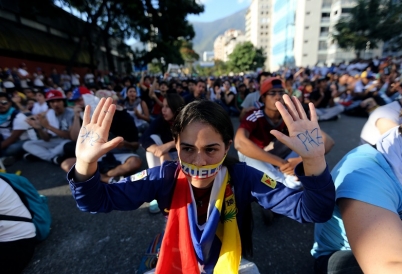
190, 8, 247, 57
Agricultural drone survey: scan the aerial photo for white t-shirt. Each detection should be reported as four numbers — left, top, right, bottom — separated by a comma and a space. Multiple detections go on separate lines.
360, 101, 402, 145
241, 91, 263, 109
33, 73, 44, 87
18, 68, 29, 88
31, 102, 48, 115
0, 112, 36, 141
84, 73, 95, 84
71, 74, 80, 86
0, 179, 36, 242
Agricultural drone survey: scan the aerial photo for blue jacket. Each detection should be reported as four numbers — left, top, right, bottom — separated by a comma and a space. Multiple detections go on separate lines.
68, 161, 335, 227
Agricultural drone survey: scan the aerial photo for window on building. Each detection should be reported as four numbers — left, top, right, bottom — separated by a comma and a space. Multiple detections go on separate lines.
306, 11, 310, 15
334, 10, 338, 15
319, 41, 327, 50
303, 54, 308, 57
342, 8, 352, 14
322, 12, 330, 18
320, 27, 329, 33
305, 26, 309, 29
304, 40, 308, 43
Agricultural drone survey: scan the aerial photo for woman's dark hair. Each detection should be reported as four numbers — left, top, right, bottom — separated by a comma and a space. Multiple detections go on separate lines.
0, 92, 11, 102
165, 93, 184, 117
172, 100, 233, 146
124, 86, 137, 102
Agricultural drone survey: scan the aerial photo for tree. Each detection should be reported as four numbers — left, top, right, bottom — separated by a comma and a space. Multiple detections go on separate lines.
227, 42, 266, 73
57, 0, 204, 71
332, 0, 402, 58
180, 40, 199, 75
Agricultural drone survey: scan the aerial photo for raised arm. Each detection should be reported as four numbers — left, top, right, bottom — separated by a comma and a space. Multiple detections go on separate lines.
74, 98, 123, 181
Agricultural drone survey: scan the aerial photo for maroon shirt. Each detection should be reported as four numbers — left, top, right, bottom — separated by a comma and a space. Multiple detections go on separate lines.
239, 107, 288, 149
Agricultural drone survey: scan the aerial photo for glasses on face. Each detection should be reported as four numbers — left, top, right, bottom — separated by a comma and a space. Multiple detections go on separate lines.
0, 100, 9, 106
264, 90, 286, 97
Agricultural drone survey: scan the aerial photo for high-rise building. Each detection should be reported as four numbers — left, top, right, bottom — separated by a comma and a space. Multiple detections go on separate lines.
213, 29, 246, 62
245, 0, 271, 70
326, 0, 382, 65
270, 0, 333, 71
203, 51, 215, 62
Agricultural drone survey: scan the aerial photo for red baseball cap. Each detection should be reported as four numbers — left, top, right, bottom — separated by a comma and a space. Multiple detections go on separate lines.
46, 90, 66, 101
260, 77, 285, 96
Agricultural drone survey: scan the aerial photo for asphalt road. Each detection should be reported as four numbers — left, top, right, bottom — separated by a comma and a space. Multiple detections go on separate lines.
12, 115, 367, 274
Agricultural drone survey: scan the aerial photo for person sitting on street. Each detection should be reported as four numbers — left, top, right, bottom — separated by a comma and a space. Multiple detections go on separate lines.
0, 92, 36, 166
123, 86, 150, 134
61, 90, 142, 184
140, 93, 185, 213
183, 79, 206, 104
235, 77, 335, 190
309, 77, 344, 121
23, 90, 74, 164
312, 125, 402, 274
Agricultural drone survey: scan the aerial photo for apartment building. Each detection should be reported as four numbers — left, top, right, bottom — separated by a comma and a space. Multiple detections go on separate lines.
245, 0, 271, 70
213, 29, 246, 62
269, 0, 333, 71
326, 0, 382, 65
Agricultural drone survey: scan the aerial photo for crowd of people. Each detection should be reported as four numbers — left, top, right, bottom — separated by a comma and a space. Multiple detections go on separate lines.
1, 55, 402, 273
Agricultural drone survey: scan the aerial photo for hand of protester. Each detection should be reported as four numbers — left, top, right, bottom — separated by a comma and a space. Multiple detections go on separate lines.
280, 157, 303, 175
37, 113, 50, 129
271, 95, 325, 161
75, 98, 123, 164
153, 143, 170, 157
26, 116, 41, 129
73, 105, 82, 117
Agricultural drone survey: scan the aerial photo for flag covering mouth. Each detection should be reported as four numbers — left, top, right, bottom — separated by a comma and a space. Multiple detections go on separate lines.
180, 156, 226, 179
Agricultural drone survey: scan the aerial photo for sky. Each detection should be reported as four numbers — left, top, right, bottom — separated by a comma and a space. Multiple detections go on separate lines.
55, 0, 251, 45
187, 0, 251, 22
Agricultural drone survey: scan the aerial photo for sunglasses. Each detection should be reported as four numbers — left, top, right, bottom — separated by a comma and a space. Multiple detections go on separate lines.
0, 100, 9, 105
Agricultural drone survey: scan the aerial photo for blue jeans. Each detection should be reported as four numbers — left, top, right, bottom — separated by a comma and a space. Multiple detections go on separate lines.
1, 139, 27, 158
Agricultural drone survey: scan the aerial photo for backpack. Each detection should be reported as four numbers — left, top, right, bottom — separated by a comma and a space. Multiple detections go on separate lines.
0, 173, 51, 242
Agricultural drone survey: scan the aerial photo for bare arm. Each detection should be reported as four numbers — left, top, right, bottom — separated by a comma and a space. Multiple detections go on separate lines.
376, 118, 399, 135
146, 141, 175, 157
70, 106, 82, 141
321, 130, 335, 154
223, 92, 235, 105
339, 198, 402, 273
135, 101, 150, 122
234, 128, 287, 167
1, 130, 24, 149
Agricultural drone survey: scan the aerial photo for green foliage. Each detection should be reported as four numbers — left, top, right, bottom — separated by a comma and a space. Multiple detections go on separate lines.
333, 0, 402, 57
180, 40, 199, 62
228, 42, 266, 73
57, 0, 204, 71
195, 42, 265, 77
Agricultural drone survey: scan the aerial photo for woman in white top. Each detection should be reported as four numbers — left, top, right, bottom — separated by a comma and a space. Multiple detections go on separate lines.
123, 86, 150, 133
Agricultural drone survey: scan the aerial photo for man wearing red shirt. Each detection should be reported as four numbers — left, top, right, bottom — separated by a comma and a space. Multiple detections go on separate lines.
235, 78, 334, 189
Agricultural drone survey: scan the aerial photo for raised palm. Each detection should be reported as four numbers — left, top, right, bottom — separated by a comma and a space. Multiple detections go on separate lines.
75, 98, 123, 164
271, 95, 325, 160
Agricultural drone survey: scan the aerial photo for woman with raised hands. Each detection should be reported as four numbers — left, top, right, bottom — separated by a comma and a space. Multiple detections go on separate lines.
68, 95, 335, 273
